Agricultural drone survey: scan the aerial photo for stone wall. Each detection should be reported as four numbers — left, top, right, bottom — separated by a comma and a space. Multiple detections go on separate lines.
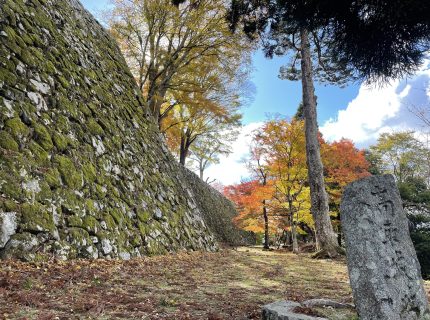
0, 0, 241, 260
181, 168, 255, 246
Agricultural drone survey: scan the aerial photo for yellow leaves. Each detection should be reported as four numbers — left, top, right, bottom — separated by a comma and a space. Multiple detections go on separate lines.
244, 224, 265, 233
108, 0, 252, 115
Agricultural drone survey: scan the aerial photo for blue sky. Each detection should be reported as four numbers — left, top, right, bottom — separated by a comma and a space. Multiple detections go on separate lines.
81, 1, 430, 184
80, 0, 112, 15
244, 51, 360, 124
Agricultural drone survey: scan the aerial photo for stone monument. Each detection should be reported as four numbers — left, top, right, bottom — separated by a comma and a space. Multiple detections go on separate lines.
341, 174, 429, 320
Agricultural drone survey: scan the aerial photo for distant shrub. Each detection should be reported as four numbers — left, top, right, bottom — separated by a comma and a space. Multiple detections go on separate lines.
408, 214, 430, 280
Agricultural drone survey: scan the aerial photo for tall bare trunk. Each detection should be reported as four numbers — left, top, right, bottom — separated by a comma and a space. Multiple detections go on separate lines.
300, 28, 341, 258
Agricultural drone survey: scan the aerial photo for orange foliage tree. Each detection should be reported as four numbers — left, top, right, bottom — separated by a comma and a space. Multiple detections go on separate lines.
322, 138, 371, 244
255, 119, 311, 253
225, 119, 370, 251
224, 180, 273, 236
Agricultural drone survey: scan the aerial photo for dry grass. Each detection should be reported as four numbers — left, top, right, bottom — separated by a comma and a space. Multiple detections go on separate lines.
0, 247, 428, 320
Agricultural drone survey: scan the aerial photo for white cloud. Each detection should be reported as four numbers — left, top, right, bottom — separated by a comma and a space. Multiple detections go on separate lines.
204, 122, 263, 185
321, 61, 430, 147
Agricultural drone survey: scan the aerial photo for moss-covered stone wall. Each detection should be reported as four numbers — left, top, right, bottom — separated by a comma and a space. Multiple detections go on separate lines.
0, 0, 228, 260
181, 168, 256, 246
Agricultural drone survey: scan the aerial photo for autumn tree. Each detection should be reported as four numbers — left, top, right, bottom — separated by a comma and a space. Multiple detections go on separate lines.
246, 141, 272, 249
322, 138, 370, 245
162, 94, 241, 165
159, 48, 246, 166
187, 130, 237, 182
253, 119, 310, 252
230, 3, 353, 257
224, 180, 274, 241
108, 0, 251, 125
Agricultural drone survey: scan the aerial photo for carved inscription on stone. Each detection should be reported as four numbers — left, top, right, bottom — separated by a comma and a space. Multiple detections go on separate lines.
340, 175, 429, 320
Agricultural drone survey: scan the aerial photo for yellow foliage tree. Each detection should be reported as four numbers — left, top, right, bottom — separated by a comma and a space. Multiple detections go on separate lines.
108, 0, 251, 125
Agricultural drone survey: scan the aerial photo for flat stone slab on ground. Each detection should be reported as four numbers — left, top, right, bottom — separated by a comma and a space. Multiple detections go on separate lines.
302, 299, 354, 309
262, 300, 327, 320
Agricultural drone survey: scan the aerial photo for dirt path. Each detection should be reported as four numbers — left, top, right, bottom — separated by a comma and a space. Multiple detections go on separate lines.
0, 247, 428, 319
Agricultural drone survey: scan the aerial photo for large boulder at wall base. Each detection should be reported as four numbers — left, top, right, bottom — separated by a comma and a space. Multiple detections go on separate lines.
0, 0, 244, 260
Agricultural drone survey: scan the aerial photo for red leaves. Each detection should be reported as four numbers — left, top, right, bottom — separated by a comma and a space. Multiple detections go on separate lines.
322, 138, 370, 189
224, 180, 272, 233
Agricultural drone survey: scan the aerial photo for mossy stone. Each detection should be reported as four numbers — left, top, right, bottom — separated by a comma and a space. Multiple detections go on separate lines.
67, 215, 83, 227
56, 115, 70, 132
110, 209, 123, 225
138, 222, 148, 237
137, 210, 151, 223
44, 168, 61, 188
0, 131, 19, 151
130, 233, 142, 247
21, 202, 56, 232
53, 155, 82, 189
35, 181, 52, 203
101, 213, 116, 230
57, 75, 70, 88
82, 162, 97, 184
78, 103, 92, 117
58, 96, 79, 119
0, 232, 39, 261
5, 117, 29, 138
66, 227, 92, 248
34, 123, 54, 151
0, 173, 22, 200
82, 215, 99, 234
52, 132, 68, 151
86, 118, 104, 136
94, 184, 107, 199
0, 67, 18, 86
28, 141, 49, 166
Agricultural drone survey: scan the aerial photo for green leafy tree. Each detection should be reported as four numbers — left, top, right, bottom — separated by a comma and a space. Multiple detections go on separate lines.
368, 131, 429, 184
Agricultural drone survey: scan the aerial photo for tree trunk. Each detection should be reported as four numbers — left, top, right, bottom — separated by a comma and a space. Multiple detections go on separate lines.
337, 211, 342, 246
292, 221, 299, 254
263, 199, 270, 249
147, 82, 168, 127
179, 133, 190, 165
288, 199, 299, 253
300, 28, 341, 258
199, 161, 204, 180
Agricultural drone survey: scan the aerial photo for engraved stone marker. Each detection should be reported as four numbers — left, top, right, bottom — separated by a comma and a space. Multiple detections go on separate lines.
340, 175, 429, 320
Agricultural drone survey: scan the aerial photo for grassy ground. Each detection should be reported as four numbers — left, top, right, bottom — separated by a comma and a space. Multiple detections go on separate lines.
0, 247, 429, 320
